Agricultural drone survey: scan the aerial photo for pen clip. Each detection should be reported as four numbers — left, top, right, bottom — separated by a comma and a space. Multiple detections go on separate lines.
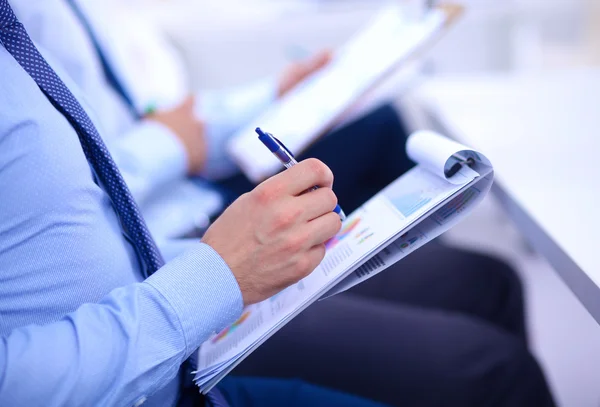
273, 136, 295, 159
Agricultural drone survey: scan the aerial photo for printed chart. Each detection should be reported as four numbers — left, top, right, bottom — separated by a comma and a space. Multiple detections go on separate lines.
396, 231, 424, 250
211, 311, 252, 344
382, 167, 461, 219
386, 187, 438, 218
325, 217, 362, 249
432, 187, 479, 224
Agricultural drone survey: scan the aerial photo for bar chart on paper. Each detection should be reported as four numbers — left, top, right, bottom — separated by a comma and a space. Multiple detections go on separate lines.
382, 167, 462, 219
391, 191, 433, 217
320, 214, 378, 276
432, 187, 480, 224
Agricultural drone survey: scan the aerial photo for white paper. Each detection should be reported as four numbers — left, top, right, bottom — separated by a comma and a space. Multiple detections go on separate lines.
195, 197, 407, 388
322, 174, 494, 297
194, 131, 494, 393
227, 6, 446, 182
406, 130, 488, 184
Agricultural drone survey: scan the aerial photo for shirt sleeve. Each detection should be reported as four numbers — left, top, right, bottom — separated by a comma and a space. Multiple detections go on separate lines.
106, 120, 188, 205
196, 78, 278, 180
0, 243, 243, 407
104, 76, 278, 200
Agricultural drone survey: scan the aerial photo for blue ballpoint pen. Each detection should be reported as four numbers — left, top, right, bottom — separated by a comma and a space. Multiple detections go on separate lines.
256, 127, 347, 221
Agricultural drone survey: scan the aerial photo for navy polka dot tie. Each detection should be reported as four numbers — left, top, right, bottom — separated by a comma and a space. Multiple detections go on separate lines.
0, 2, 229, 405
0, 0, 164, 275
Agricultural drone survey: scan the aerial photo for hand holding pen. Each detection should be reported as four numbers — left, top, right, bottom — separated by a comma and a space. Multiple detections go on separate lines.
203, 153, 342, 305
256, 128, 347, 221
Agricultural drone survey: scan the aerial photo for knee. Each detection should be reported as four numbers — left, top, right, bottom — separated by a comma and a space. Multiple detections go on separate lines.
447, 246, 524, 308
475, 253, 524, 307
430, 243, 525, 309
470, 340, 552, 405
442, 330, 550, 405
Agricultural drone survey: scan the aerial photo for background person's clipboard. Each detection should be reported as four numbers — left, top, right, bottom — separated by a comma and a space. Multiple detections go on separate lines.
227, 3, 464, 183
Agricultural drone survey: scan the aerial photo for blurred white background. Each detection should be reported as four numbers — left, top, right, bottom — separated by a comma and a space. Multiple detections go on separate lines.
132, 1, 600, 405
133, 0, 600, 86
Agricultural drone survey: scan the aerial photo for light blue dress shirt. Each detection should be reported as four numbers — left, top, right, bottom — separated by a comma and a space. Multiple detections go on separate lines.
0, 43, 244, 407
11, 0, 278, 239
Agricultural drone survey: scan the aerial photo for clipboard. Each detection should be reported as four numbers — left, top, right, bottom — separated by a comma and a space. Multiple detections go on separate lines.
197, 129, 495, 393
329, 3, 463, 140
227, 3, 464, 183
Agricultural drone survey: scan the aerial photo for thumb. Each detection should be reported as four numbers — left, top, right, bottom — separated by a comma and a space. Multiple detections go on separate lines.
307, 50, 332, 72
181, 95, 196, 112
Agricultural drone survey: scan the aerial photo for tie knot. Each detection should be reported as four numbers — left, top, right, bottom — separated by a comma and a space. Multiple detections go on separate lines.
0, 0, 17, 29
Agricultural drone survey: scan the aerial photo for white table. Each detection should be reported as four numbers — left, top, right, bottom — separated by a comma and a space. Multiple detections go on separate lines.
416, 69, 600, 324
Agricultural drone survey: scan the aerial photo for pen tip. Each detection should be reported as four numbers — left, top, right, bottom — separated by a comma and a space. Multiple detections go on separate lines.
255, 127, 266, 137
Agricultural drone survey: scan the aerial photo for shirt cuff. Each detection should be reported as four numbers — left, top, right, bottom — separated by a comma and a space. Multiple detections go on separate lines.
113, 121, 188, 202
144, 243, 244, 355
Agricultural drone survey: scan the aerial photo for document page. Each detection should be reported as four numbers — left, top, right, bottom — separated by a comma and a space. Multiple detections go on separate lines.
195, 197, 406, 387
194, 165, 478, 392
406, 130, 487, 184
323, 173, 493, 297
194, 131, 493, 393
227, 6, 447, 182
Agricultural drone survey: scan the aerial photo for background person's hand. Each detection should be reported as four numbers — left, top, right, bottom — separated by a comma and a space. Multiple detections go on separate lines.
147, 96, 207, 174
202, 159, 342, 306
277, 50, 333, 98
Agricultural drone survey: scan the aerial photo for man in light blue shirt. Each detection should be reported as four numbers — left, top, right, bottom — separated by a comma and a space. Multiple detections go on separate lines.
2, 1, 560, 407
0, 1, 396, 405
0, 0, 564, 405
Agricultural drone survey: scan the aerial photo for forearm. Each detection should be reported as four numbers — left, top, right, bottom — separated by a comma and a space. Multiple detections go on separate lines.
0, 244, 243, 407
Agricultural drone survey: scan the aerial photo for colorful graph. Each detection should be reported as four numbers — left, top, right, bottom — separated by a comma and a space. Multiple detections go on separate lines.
395, 229, 426, 251
211, 311, 251, 344
400, 236, 420, 249
357, 232, 374, 245
325, 217, 362, 249
433, 188, 479, 222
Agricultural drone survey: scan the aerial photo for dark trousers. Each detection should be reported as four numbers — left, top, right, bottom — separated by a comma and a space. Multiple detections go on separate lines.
217, 378, 390, 407
214, 105, 555, 406
230, 242, 555, 407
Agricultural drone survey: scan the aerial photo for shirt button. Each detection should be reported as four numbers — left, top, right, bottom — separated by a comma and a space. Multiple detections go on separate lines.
133, 396, 147, 407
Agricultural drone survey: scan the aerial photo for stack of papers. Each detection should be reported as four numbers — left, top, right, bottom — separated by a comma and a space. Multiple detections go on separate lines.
194, 130, 494, 392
